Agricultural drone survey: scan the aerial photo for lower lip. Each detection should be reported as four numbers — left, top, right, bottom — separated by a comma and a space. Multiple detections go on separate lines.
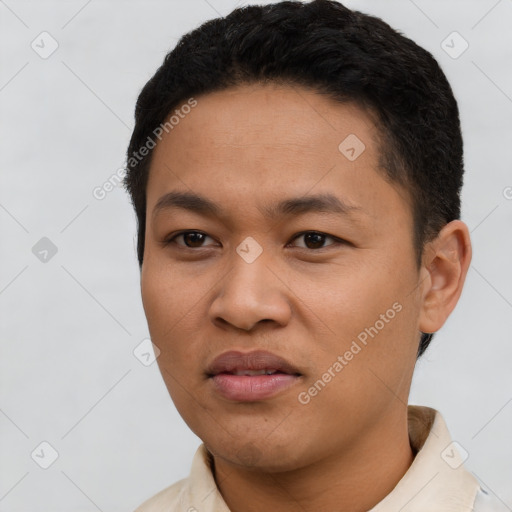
210, 373, 300, 401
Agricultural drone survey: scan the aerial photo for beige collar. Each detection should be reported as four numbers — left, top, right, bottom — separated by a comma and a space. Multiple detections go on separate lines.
178, 406, 480, 511
369, 405, 480, 511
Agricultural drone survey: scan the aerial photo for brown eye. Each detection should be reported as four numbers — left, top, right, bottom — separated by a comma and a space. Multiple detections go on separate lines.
166, 231, 216, 248
291, 231, 340, 250
183, 232, 206, 247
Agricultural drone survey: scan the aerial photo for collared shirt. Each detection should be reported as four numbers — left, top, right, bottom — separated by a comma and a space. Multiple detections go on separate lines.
134, 405, 504, 511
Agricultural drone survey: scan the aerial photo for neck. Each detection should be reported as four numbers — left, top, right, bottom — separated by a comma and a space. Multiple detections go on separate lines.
212, 409, 414, 512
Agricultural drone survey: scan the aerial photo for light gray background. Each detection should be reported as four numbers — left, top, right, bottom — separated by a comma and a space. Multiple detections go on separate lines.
1, 0, 511, 510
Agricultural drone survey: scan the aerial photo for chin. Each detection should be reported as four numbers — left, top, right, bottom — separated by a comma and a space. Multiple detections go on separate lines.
205, 436, 312, 473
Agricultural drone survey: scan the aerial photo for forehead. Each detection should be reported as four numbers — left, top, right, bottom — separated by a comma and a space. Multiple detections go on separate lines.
146, 83, 410, 224
150, 82, 379, 169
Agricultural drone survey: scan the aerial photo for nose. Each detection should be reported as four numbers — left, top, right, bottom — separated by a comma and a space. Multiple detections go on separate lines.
208, 249, 292, 332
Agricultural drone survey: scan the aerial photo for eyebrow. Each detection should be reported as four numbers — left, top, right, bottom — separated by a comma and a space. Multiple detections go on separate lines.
152, 190, 363, 221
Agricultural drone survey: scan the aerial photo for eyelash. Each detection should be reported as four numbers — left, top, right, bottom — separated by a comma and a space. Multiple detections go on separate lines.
162, 230, 347, 251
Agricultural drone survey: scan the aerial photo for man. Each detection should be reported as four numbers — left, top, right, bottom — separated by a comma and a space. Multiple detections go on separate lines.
123, 1, 502, 510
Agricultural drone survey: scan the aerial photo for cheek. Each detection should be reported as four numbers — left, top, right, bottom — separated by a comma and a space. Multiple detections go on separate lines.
296, 287, 418, 441
141, 267, 207, 412
304, 249, 420, 378
308, 256, 414, 335
141, 265, 174, 334
141, 262, 199, 358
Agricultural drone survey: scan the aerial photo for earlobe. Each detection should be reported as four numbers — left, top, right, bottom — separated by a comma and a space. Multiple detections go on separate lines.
418, 220, 472, 334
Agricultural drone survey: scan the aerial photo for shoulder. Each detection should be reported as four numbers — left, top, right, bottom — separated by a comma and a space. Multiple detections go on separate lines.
472, 488, 510, 512
132, 444, 229, 512
133, 478, 189, 512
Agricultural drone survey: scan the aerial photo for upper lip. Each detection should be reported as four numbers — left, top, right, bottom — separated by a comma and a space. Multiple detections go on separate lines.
206, 350, 302, 376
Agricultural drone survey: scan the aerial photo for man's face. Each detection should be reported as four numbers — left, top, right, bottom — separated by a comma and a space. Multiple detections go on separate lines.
141, 83, 422, 471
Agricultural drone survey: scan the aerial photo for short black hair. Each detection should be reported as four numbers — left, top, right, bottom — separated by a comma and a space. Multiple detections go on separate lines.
123, 0, 464, 358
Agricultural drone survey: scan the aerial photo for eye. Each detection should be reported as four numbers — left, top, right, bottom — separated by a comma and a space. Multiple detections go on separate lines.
164, 230, 217, 248
289, 231, 343, 250
163, 230, 346, 251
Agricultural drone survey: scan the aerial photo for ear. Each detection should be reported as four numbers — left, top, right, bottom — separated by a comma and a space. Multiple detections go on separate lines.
418, 220, 472, 334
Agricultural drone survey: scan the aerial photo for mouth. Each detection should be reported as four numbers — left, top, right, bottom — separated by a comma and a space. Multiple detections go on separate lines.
206, 350, 302, 401
221, 369, 288, 376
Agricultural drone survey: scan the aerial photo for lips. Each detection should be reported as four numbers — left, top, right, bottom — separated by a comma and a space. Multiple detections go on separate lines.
206, 350, 301, 377
206, 350, 302, 401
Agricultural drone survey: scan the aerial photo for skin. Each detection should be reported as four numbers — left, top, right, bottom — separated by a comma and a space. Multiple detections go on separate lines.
140, 82, 472, 511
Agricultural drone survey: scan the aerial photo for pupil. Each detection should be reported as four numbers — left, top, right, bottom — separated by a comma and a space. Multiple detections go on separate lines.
305, 232, 324, 249
185, 232, 204, 247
